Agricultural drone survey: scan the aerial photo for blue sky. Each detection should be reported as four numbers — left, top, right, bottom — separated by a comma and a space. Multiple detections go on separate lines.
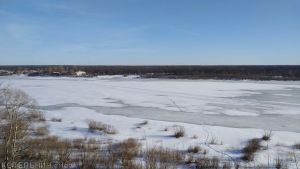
0, 0, 299, 65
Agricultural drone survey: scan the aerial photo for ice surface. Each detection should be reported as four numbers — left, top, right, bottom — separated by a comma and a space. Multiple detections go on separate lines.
1, 76, 300, 166
1, 76, 300, 131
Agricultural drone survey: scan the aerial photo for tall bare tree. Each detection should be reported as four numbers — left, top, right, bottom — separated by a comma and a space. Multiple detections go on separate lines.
0, 87, 39, 169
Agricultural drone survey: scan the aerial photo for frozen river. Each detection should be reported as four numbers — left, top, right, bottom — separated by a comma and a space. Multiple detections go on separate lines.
1, 76, 300, 132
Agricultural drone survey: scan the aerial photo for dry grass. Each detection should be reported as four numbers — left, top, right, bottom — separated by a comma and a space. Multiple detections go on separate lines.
88, 120, 117, 134
187, 146, 201, 154
28, 111, 46, 122
275, 157, 287, 169
139, 120, 148, 126
195, 157, 220, 169
222, 162, 232, 169
72, 138, 85, 149
70, 126, 77, 131
293, 143, 300, 150
145, 146, 184, 169
174, 126, 185, 138
262, 130, 272, 141
2, 133, 293, 169
107, 138, 141, 168
187, 146, 208, 156
51, 117, 62, 122
242, 138, 261, 161
35, 126, 49, 136
136, 120, 148, 129
23, 136, 73, 163
192, 134, 198, 139
209, 136, 219, 145
117, 138, 141, 160
20, 135, 184, 169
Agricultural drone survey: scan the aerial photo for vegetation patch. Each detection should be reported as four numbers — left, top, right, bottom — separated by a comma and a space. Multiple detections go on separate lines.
262, 130, 272, 141
88, 120, 117, 134
294, 143, 300, 150
242, 138, 262, 161
35, 126, 49, 136
195, 157, 220, 169
145, 146, 184, 169
29, 111, 46, 122
51, 117, 62, 122
187, 146, 201, 154
174, 126, 185, 138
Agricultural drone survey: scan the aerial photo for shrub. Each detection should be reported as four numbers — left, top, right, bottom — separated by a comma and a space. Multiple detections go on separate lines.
88, 120, 117, 134
145, 146, 183, 169
70, 126, 77, 131
51, 117, 62, 122
75, 139, 101, 169
187, 146, 201, 154
222, 162, 232, 169
174, 126, 185, 138
113, 138, 141, 167
262, 130, 272, 141
192, 134, 198, 139
185, 154, 195, 164
195, 157, 220, 169
118, 138, 140, 159
209, 136, 219, 145
35, 126, 49, 136
23, 136, 73, 164
242, 138, 261, 161
99, 145, 119, 169
139, 120, 148, 126
29, 111, 46, 122
275, 157, 286, 169
72, 138, 85, 149
102, 124, 117, 134
293, 143, 300, 150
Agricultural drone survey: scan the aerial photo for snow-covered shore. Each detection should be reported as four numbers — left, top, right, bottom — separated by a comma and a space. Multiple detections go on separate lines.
1, 76, 300, 166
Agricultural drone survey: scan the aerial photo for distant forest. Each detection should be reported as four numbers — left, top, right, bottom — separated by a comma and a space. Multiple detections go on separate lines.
1, 65, 300, 80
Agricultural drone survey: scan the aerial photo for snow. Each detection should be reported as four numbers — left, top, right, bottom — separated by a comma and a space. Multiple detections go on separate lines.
1, 76, 300, 166
1, 76, 300, 115
222, 109, 259, 116
1, 76, 300, 132
44, 106, 300, 166
96, 75, 140, 80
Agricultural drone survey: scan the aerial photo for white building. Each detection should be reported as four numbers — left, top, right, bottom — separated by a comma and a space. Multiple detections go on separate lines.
75, 71, 86, 76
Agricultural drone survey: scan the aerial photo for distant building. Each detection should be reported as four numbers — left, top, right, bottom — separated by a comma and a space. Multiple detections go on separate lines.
0, 70, 14, 76
27, 70, 40, 76
51, 72, 61, 76
75, 71, 86, 76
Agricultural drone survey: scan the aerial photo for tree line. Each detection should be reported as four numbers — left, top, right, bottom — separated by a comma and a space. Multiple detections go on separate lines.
0, 65, 300, 80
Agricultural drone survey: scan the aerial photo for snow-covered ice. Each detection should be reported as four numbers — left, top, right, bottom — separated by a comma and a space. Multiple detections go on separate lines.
1, 76, 300, 166
1, 76, 300, 131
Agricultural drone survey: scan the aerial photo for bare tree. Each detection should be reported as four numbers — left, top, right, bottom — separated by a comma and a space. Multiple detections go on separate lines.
0, 87, 39, 169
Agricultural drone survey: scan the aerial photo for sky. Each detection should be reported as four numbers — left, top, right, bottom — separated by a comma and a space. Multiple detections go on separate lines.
0, 0, 299, 65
